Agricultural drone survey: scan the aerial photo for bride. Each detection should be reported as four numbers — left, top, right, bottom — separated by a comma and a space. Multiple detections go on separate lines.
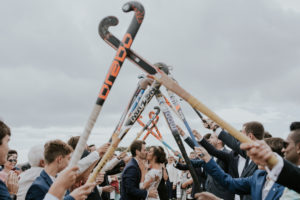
139, 146, 167, 200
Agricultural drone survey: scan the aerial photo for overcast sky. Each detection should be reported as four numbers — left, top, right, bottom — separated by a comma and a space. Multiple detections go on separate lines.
1, 0, 300, 163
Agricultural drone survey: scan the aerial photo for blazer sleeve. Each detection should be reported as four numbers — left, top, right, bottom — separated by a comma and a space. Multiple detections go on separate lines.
25, 184, 46, 200
276, 159, 300, 193
0, 180, 11, 200
175, 162, 189, 170
218, 130, 248, 158
63, 195, 75, 200
184, 136, 195, 150
175, 159, 204, 170
199, 139, 230, 164
203, 158, 251, 195
122, 166, 147, 199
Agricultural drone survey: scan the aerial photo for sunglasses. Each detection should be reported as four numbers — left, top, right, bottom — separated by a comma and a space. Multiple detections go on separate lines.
8, 159, 17, 163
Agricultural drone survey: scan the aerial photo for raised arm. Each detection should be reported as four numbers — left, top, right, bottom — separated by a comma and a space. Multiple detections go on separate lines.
218, 130, 247, 158
195, 147, 251, 195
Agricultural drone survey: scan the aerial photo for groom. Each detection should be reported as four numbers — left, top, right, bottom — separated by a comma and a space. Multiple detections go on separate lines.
120, 140, 158, 200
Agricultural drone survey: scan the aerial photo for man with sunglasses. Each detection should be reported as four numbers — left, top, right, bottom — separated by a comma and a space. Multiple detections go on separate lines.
0, 120, 18, 200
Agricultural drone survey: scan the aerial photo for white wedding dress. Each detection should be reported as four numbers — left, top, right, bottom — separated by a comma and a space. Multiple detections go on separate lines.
140, 168, 162, 200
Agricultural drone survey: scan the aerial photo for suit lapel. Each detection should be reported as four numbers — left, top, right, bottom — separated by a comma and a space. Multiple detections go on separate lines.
132, 158, 141, 182
264, 183, 283, 200
40, 170, 53, 188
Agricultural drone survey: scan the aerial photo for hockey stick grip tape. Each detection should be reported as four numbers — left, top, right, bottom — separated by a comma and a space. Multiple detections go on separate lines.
87, 136, 121, 183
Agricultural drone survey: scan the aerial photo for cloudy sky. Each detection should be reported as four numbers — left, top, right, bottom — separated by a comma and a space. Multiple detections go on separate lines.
1, 0, 300, 163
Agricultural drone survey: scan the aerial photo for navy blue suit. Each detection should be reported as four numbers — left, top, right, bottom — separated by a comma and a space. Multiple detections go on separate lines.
120, 158, 147, 200
0, 180, 11, 199
25, 170, 74, 200
202, 158, 285, 200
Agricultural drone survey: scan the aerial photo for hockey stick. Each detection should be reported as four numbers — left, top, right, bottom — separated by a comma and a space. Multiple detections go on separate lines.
155, 90, 201, 192
144, 124, 183, 159
69, 1, 145, 168
167, 89, 200, 147
125, 106, 160, 153
136, 112, 159, 141
111, 77, 153, 140
87, 65, 169, 183
98, 17, 278, 166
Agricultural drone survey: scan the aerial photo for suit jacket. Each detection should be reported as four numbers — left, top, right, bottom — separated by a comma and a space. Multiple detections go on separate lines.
277, 159, 300, 193
0, 179, 11, 200
184, 136, 234, 200
203, 158, 285, 200
120, 158, 147, 200
199, 138, 239, 179
218, 130, 258, 200
25, 170, 74, 200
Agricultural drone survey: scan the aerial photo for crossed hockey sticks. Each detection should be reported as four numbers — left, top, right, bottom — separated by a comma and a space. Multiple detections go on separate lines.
98, 13, 278, 167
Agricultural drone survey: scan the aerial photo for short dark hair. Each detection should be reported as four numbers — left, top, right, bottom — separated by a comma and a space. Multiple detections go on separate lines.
204, 133, 211, 140
290, 122, 300, 131
88, 144, 95, 148
67, 136, 80, 150
130, 140, 146, 157
44, 140, 73, 164
264, 131, 272, 139
265, 137, 285, 157
151, 146, 167, 164
0, 121, 11, 145
243, 121, 265, 140
8, 149, 17, 155
290, 129, 300, 145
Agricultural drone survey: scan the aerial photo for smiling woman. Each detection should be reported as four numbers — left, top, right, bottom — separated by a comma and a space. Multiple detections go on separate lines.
0, 154, 17, 182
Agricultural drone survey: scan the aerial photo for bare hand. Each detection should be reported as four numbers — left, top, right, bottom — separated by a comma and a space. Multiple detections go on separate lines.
138, 160, 148, 174
203, 119, 219, 131
172, 184, 176, 190
240, 140, 275, 168
48, 166, 79, 199
148, 188, 158, 198
192, 130, 202, 141
102, 185, 115, 193
117, 151, 127, 160
6, 171, 18, 194
195, 146, 211, 162
97, 143, 110, 157
95, 172, 105, 185
186, 188, 192, 194
173, 151, 181, 157
123, 155, 131, 164
195, 192, 221, 200
176, 125, 185, 137
70, 183, 96, 200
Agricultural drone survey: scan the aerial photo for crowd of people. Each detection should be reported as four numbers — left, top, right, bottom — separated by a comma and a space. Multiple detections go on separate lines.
0, 119, 299, 200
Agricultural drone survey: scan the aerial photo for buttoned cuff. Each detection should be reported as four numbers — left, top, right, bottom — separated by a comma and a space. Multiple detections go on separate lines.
266, 153, 284, 182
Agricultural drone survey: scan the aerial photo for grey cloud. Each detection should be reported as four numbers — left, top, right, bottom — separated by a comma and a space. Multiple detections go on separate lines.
0, 0, 299, 145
